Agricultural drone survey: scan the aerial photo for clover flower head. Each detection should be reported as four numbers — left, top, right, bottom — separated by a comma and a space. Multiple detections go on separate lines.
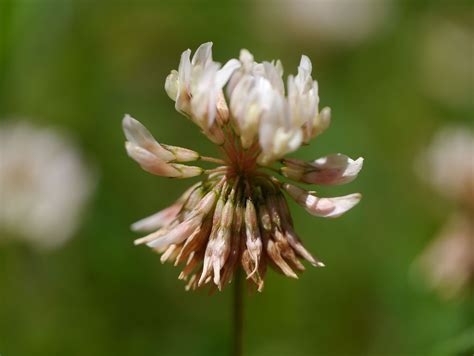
123, 42, 363, 292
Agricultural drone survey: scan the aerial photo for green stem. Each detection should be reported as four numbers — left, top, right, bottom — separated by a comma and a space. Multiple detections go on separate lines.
232, 269, 244, 356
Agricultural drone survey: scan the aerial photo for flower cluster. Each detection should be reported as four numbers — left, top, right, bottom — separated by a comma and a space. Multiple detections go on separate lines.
123, 42, 363, 292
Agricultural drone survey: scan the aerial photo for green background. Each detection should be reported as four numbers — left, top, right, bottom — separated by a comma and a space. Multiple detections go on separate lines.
0, 1, 472, 355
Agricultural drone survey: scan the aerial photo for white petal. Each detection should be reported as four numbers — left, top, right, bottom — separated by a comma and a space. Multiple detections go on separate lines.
122, 115, 175, 161
298, 55, 312, 73
215, 59, 241, 88
190, 62, 220, 127
191, 42, 213, 66
165, 70, 179, 100
239, 49, 255, 70
313, 106, 331, 136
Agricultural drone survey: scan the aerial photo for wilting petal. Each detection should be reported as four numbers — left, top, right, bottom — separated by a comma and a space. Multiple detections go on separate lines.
282, 154, 364, 185
245, 198, 262, 276
125, 142, 181, 177
284, 224, 324, 267
122, 114, 175, 162
283, 183, 361, 218
131, 202, 182, 232
266, 237, 298, 278
146, 214, 203, 250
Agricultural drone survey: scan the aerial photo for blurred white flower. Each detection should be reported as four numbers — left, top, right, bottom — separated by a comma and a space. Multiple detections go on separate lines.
418, 18, 473, 110
257, 0, 393, 47
416, 126, 474, 204
414, 125, 474, 299
415, 213, 474, 300
0, 121, 95, 250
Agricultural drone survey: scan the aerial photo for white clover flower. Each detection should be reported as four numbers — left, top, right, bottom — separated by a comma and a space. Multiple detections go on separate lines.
257, 0, 393, 47
0, 121, 95, 250
123, 43, 363, 292
415, 213, 474, 300
416, 126, 474, 204
418, 18, 473, 110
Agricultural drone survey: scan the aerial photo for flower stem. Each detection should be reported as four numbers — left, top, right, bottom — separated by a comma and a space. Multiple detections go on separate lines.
233, 268, 244, 356
200, 156, 226, 165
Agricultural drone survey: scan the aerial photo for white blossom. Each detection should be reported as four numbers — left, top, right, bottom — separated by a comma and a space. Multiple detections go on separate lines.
123, 43, 363, 292
0, 121, 95, 250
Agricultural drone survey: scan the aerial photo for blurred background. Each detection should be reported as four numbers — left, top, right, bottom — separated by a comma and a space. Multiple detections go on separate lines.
0, 0, 473, 355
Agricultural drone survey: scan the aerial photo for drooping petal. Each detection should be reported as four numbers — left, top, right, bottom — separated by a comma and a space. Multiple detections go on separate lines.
122, 114, 175, 162
146, 214, 203, 250
282, 154, 364, 185
283, 183, 361, 218
131, 202, 182, 232
125, 142, 181, 177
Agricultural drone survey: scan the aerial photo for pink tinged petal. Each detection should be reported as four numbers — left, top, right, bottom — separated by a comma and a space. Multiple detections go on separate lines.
283, 154, 364, 185
131, 202, 182, 232
305, 155, 363, 185
283, 225, 324, 267
266, 239, 298, 279
125, 142, 181, 177
283, 183, 362, 218
122, 115, 175, 162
